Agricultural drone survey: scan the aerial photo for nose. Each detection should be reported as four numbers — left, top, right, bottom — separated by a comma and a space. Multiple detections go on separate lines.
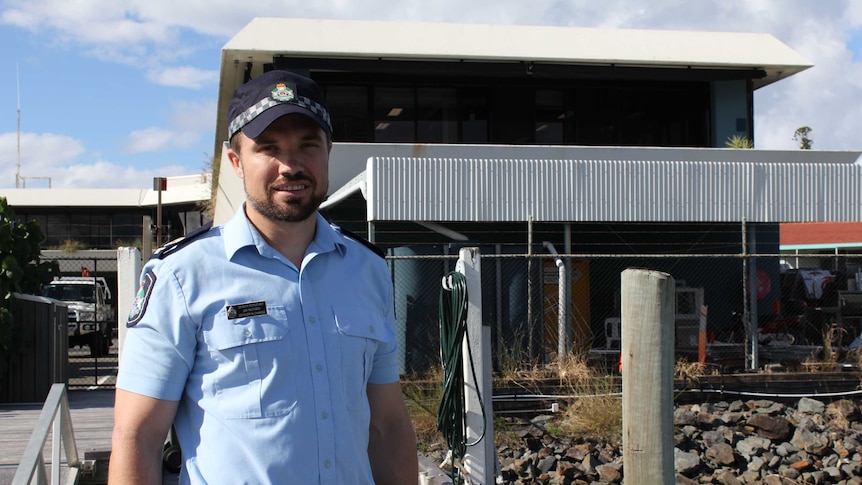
273, 153, 311, 182
274, 149, 304, 174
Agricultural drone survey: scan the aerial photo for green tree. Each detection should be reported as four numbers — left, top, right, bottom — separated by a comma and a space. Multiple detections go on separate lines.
793, 126, 813, 149
0, 197, 58, 376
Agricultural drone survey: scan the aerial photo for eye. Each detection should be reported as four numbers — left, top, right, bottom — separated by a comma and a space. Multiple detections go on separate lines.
256, 143, 278, 154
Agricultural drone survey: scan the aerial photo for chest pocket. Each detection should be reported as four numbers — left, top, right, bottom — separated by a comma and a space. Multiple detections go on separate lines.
202, 305, 295, 419
334, 306, 394, 412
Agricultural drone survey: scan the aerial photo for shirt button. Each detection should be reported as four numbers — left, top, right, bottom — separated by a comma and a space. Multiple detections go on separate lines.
316, 364, 323, 371
308, 316, 316, 324
324, 460, 332, 469
321, 411, 329, 419
368, 325, 375, 333
243, 329, 251, 337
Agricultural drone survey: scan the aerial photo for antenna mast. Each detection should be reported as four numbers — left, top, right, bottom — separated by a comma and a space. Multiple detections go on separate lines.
13, 67, 51, 189
16, 64, 21, 188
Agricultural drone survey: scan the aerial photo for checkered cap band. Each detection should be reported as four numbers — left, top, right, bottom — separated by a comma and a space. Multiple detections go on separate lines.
228, 94, 332, 140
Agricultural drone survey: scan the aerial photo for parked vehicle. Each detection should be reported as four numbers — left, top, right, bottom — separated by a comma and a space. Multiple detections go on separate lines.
42, 276, 116, 356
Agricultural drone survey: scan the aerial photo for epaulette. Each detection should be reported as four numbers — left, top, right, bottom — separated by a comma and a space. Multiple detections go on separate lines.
332, 224, 386, 259
151, 222, 214, 260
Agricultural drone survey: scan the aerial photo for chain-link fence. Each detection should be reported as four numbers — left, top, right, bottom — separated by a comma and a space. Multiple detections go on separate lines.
40, 255, 119, 389
37, 248, 862, 388
388, 249, 862, 375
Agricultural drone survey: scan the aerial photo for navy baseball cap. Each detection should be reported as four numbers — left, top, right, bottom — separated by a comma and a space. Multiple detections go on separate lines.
227, 70, 332, 141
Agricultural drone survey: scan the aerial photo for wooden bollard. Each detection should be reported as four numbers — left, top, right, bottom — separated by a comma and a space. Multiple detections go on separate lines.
621, 269, 675, 484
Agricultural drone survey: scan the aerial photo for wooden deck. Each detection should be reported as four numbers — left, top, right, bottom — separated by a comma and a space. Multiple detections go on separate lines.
1, 389, 115, 484
0, 389, 179, 485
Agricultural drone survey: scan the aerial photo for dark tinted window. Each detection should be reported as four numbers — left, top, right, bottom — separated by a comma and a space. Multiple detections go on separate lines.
317, 76, 710, 147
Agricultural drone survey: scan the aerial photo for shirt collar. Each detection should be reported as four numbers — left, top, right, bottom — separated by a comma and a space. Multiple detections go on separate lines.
223, 203, 346, 260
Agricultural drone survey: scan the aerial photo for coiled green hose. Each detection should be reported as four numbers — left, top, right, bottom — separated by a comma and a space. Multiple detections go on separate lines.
436, 270, 487, 478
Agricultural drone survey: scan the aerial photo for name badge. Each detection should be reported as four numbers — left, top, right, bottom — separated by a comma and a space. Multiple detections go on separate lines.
226, 301, 267, 319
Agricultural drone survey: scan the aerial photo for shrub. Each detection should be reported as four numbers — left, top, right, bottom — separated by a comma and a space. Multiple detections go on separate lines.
0, 197, 58, 376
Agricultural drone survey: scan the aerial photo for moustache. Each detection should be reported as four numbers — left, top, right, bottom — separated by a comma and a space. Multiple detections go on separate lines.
271, 174, 314, 186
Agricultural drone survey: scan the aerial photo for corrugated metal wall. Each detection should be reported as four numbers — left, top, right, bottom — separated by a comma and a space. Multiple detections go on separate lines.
367, 158, 862, 223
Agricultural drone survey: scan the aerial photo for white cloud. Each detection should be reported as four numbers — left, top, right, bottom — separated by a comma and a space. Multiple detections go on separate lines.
148, 66, 219, 89
123, 99, 216, 154
168, 99, 217, 134
1, 2, 176, 61
124, 127, 176, 154
0, 131, 194, 189
0, 131, 84, 174
54, 160, 193, 189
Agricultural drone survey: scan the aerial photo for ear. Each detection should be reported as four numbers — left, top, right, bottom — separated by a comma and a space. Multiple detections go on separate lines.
227, 145, 244, 179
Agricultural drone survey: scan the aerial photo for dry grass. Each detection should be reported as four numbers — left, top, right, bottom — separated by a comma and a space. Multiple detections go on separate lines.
404, 352, 627, 452
802, 324, 845, 372
401, 368, 445, 452
49, 239, 87, 252
559, 391, 622, 443
544, 353, 623, 443
675, 357, 709, 382
556, 352, 596, 386
847, 347, 862, 370
406, 346, 862, 456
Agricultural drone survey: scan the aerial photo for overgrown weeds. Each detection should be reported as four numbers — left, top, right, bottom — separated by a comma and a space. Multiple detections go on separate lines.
551, 353, 623, 443
406, 346, 862, 456
675, 357, 709, 382
49, 239, 87, 252
401, 367, 445, 451
802, 325, 844, 372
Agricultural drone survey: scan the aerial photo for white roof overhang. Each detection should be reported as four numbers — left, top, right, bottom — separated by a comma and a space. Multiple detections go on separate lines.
214, 18, 812, 163
2, 174, 212, 208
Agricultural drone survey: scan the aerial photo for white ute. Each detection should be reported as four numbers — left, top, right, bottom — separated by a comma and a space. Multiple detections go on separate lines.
42, 276, 116, 356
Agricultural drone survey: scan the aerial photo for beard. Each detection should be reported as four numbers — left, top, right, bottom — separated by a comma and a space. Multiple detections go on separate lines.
245, 178, 328, 223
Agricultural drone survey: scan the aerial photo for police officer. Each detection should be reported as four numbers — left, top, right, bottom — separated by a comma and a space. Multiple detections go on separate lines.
109, 70, 418, 484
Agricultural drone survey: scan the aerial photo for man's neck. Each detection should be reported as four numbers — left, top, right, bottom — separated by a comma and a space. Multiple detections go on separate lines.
246, 209, 317, 268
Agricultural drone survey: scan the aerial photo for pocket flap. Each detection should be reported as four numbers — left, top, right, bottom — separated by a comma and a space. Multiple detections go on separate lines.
333, 306, 393, 343
204, 305, 288, 350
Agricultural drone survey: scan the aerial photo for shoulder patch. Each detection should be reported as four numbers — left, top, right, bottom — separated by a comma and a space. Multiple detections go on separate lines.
127, 268, 156, 327
151, 222, 214, 260
332, 225, 386, 259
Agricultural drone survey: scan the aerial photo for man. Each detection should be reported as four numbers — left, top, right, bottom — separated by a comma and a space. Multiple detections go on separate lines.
109, 70, 418, 484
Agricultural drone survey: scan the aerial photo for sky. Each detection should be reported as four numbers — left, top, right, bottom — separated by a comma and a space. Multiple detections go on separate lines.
0, 0, 861, 189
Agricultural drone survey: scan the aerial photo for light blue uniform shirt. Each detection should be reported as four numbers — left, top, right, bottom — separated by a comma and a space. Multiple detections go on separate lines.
117, 207, 399, 484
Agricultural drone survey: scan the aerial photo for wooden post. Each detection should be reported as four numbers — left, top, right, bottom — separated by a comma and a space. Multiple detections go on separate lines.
621, 269, 675, 485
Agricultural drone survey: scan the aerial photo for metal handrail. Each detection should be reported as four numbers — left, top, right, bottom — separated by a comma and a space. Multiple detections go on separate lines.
12, 383, 81, 485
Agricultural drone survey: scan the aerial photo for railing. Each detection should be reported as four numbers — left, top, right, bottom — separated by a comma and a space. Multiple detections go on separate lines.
13, 384, 80, 485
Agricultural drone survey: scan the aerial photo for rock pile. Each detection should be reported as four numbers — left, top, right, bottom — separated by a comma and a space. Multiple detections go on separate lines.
423, 397, 862, 484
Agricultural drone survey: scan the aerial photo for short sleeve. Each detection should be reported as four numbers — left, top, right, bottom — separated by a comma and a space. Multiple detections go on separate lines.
116, 260, 196, 400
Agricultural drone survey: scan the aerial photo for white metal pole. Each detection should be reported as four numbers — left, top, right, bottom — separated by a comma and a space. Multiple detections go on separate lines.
457, 247, 497, 484
543, 241, 568, 364
116, 247, 142, 362
749, 224, 759, 369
